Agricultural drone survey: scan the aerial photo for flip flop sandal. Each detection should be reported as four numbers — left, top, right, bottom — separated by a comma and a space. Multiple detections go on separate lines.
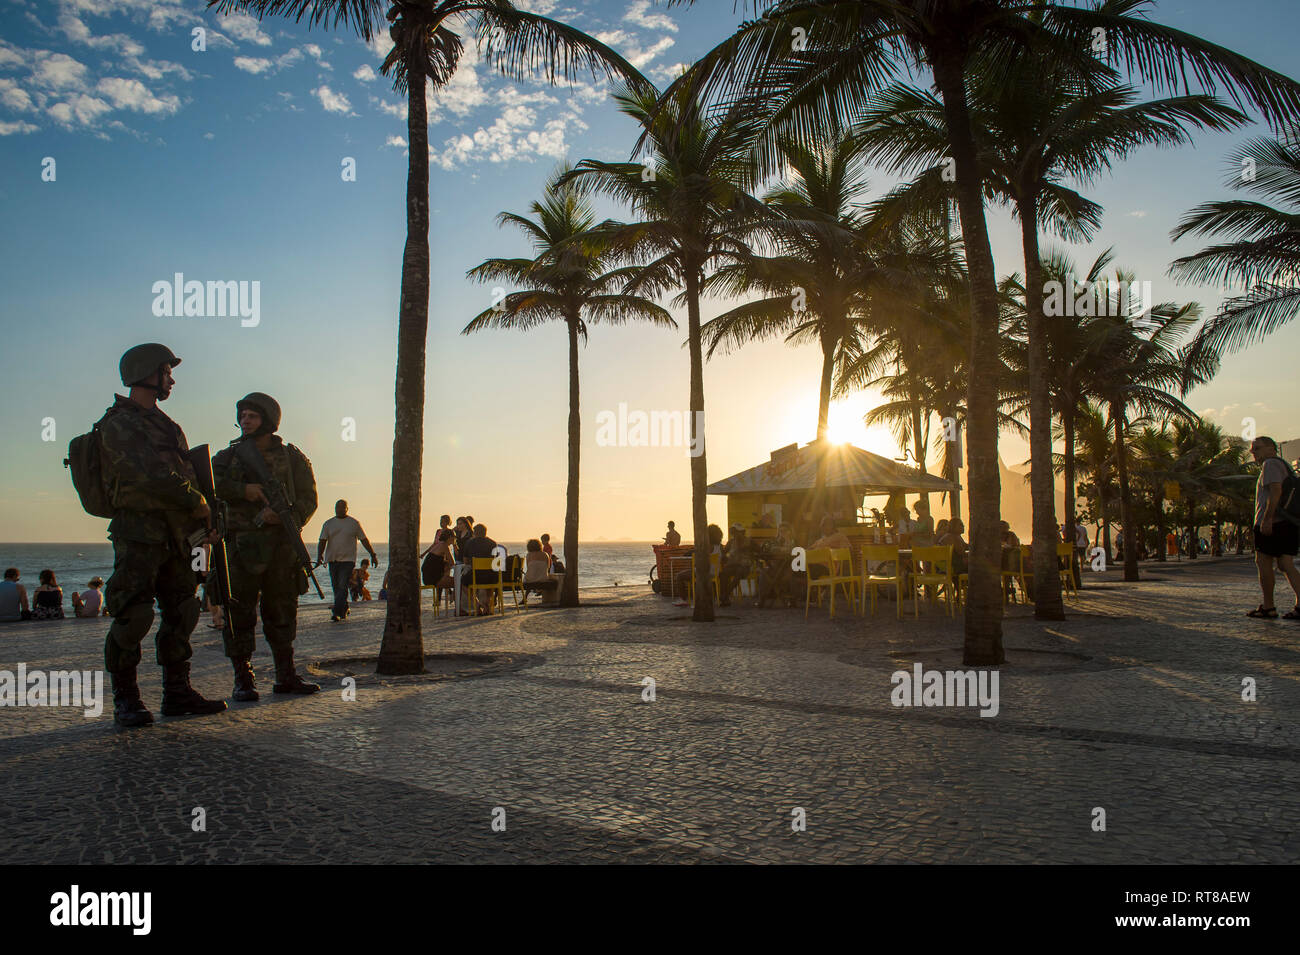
1246, 605, 1279, 619
1283, 608, 1300, 620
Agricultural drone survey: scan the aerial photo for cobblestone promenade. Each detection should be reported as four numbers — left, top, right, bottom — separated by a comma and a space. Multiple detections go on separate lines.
1, 556, 1296, 863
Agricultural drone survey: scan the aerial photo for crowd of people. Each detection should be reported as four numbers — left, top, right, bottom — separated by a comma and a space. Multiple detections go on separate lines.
417, 515, 563, 615
0, 567, 108, 623
661, 502, 973, 610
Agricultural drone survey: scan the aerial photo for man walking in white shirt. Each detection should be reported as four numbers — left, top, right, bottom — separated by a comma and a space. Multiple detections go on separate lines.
316, 499, 378, 621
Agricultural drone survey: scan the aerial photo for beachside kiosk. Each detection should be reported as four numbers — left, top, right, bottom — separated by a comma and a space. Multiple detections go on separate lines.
653, 440, 961, 597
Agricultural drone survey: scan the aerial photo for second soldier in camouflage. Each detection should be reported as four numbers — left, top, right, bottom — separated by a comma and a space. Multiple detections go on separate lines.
213, 393, 321, 700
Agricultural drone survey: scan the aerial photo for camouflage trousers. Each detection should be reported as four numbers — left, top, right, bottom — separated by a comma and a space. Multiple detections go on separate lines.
104, 539, 200, 673
222, 533, 302, 659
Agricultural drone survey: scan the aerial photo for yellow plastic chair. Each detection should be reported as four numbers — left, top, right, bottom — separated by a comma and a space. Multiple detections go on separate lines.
912, 545, 957, 616
1001, 544, 1033, 605
466, 556, 513, 615
420, 583, 453, 618
805, 547, 858, 618
861, 544, 914, 618
1056, 541, 1078, 600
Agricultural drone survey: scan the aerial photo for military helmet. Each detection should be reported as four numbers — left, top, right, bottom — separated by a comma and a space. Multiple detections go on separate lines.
236, 392, 281, 433
119, 343, 181, 387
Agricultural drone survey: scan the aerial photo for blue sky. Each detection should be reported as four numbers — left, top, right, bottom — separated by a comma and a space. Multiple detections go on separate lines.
1, 0, 1297, 543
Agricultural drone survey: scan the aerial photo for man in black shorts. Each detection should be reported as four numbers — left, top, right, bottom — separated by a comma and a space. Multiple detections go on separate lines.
1248, 436, 1300, 619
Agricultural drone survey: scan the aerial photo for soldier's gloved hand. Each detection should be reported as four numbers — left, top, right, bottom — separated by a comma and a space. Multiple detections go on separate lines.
244, 483, 269, 504
192, 500, 211, 522
204, 527, 222, 545
258, 507, 281, 525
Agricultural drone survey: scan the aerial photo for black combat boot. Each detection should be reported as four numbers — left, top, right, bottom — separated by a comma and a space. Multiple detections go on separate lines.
271, 645, 320, 695
160, 661, 229, 716
231, 657, 260, 702
111, 668, 154, 728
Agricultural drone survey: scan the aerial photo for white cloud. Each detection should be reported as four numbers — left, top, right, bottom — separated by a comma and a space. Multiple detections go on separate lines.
1127, 210, 1148, 218
33, 52, 90, 90
303, 44, 331, 69
593, 29, 673, 68
220, 12, 272, 47
0, 78, 34, 111
0, 42, 25, 69
353, 64, 376, 82
312, 84, 352, 114
0, 119, 39, 135
48, 93, 112, 125
628, 36, 674, 68
386, 134, 407, 148
624, 1, 678, 33
649, 62, 688, 84
234, 56, 273, 75
96, 76, 180, 114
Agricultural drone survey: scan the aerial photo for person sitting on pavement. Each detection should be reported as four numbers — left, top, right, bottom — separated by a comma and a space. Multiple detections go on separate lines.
0, 567, 31, 622
31, 569, 65, 620
72, 576, 106, 618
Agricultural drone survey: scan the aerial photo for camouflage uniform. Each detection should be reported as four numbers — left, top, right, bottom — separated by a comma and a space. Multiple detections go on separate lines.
213, 436, 317, 661
101, 395, 207, 673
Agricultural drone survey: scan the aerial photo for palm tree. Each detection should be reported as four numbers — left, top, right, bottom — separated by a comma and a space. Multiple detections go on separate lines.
1169, 418, 1247, 559
562, 82, 767, 622
1171, 135, 1300, 357
666, 0, 1300, 664
700, 132, 890, 530
464, 166, 675, 607
1129, 425, 1177, 561
1070, 401, 1119, 561
209, 0, 642, 672
855, 61, 1245, 619
1088, 291, 1211, 581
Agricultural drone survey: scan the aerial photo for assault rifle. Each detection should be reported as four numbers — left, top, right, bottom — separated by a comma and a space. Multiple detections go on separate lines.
185, 445, 233, 608
232, 437, 326, 599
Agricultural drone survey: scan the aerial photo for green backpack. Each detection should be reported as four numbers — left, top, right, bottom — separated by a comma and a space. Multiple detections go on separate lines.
64, 408, 116, 519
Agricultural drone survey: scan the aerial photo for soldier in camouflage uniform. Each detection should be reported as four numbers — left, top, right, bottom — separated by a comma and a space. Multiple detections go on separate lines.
102, 344, 229, 727
213, 393, 321, 700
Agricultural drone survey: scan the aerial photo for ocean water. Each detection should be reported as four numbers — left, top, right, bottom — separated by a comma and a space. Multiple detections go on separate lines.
0, 541, 660, 610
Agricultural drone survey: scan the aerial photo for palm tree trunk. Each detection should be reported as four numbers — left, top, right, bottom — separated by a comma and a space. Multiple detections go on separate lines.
931, 53, 1004, 666
686, 265, 713, 622
1187, 504, 1198, 560
1062, 401, 1080, 587
1113, 411, 1139, 581
811, 335, 835, 528
911, 394, 929, 513
560, 313, 581, 607
1018, 198, 1064, 619
378, 55, 430, 674
1153, 490, 1166, 561
945, 409, 961, 522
